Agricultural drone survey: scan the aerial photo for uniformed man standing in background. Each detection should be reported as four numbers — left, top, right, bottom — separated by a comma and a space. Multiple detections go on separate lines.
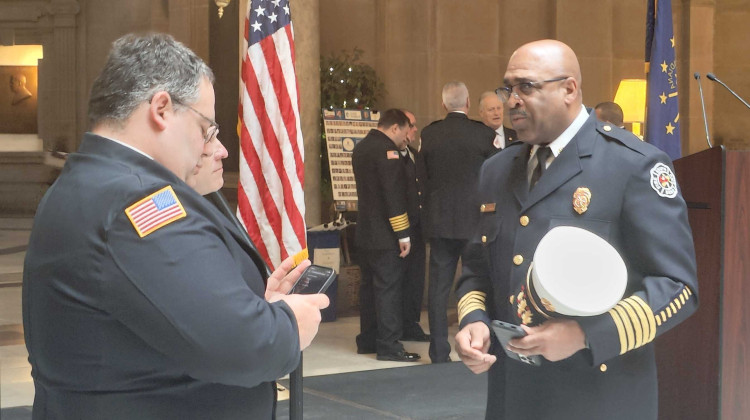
399, 110, 430, 343
352, 109, 421, 362
420, 82, 496, 363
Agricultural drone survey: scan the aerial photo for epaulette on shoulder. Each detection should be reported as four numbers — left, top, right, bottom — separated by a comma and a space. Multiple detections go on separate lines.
595, 120, 653, 156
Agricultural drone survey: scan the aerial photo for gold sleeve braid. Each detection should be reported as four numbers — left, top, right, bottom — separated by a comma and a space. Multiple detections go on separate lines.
457, 291, 486, 324
389, 213, 410, 232
608, 287, 692, 355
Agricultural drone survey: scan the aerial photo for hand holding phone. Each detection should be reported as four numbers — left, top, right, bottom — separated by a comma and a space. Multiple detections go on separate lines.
287, 264, 336, 295
490, 320, 542, 366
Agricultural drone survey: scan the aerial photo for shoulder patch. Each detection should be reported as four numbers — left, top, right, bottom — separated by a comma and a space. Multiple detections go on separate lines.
387, 150, 400, 160
125, 185, 187, 237
649, 163, 678, 198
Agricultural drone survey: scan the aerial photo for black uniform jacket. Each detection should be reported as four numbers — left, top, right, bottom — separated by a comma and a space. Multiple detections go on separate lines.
456, 114, 699, 420
352, 129, 411, 250
23, 134, 300, 419
403, 145, 426, 235
420, 112, 496, 239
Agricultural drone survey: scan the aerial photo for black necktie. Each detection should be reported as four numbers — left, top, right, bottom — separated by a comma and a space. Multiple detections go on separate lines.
529, 146, 551, 191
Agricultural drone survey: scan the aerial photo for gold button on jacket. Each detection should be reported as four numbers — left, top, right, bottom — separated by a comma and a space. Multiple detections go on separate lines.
513, 255, 523, 265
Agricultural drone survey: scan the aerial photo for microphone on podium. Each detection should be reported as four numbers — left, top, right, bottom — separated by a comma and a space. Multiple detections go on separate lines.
706, 72, 750, 110
693, 72, 712, 148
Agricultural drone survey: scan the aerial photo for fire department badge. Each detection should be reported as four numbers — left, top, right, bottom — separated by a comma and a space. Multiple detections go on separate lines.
572, 187, 591, 215
649, 163, 678, 198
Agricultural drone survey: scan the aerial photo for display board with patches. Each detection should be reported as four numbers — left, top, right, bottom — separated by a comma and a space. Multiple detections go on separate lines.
322, 108, 380, 210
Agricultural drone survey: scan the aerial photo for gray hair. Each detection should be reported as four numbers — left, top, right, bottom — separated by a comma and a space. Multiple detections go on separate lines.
478, 91, 498, 109
442, 81, 469, 111
88, 33, 214, 128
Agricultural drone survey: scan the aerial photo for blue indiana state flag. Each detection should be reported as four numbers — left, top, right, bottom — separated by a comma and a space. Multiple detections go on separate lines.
646, 0, 681, 161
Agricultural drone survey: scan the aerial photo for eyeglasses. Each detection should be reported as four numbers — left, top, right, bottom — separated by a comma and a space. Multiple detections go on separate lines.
495, 76, 571, 103
182, 104, 220, 144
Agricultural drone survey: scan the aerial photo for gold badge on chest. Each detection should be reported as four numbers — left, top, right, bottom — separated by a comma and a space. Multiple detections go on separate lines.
572, 187, 591, 215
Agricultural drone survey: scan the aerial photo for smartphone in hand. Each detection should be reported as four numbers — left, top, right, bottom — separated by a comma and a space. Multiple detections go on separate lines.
287, 264, 336, 295
490, 320, 542, 366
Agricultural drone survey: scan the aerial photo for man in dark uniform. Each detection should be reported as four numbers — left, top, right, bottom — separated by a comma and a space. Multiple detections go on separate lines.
478, 90, 518, 150
22, 33, 328, 420
594, 101, 625, 128
454, 39, 698, 420
421, 82, 496, 363
352, 108, 420, 362
399, 110, 430, 342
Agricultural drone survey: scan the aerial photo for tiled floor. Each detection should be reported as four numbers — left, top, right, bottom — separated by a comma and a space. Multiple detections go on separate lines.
0, 217, 460, 409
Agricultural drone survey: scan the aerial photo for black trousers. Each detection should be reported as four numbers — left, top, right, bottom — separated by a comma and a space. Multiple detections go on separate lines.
427, 237, 469, 362
356, 248, 406, 355
401, 227, 426, 330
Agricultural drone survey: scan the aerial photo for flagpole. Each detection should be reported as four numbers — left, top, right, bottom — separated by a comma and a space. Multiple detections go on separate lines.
289, 354, 303, 420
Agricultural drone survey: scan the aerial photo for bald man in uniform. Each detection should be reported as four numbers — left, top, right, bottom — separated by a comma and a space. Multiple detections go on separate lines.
454, 40, 698, 420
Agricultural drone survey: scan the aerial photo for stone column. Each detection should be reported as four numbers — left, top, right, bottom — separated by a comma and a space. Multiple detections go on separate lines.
681, 0, 715, 155
290, 0, 322, 225
42, 0, 80, 153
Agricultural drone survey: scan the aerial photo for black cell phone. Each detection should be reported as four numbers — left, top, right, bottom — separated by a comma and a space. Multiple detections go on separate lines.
490, 320, 542, 366
287, 264, 336, 295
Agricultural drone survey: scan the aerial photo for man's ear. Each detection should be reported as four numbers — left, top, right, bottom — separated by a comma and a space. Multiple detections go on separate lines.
148, 91, 173, 131
562, 78, 579, 104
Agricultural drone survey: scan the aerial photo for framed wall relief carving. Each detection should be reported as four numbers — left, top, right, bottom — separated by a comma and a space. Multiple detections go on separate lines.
0, 66, 38, 134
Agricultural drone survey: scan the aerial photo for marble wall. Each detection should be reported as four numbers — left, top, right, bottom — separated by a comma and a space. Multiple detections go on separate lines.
319, 0, 750, 156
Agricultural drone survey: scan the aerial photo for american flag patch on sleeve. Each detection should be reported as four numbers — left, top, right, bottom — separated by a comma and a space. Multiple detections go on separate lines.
125, 186, 187, 238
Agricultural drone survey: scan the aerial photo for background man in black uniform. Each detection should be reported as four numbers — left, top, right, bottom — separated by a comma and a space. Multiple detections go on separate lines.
454, 39, 698, 419
399, 110, 430, 342
478, 90, 518, 149
594, 100, 625, 128
352, 108, 421, 362
420, 82, 496, 363
22, 33, 328, 420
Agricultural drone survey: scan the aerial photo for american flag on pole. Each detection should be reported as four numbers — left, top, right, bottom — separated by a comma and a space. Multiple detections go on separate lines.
238, 0, 306, 270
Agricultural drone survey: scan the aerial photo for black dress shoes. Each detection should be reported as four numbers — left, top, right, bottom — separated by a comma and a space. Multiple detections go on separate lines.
376, 351, 421, 362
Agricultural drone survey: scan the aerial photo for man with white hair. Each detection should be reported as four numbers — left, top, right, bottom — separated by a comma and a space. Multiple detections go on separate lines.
420, 81, 496, 363
478, 90, 518, 149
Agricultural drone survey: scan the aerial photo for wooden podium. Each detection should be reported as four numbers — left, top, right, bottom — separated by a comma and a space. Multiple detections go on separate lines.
656, 146, 750, 420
